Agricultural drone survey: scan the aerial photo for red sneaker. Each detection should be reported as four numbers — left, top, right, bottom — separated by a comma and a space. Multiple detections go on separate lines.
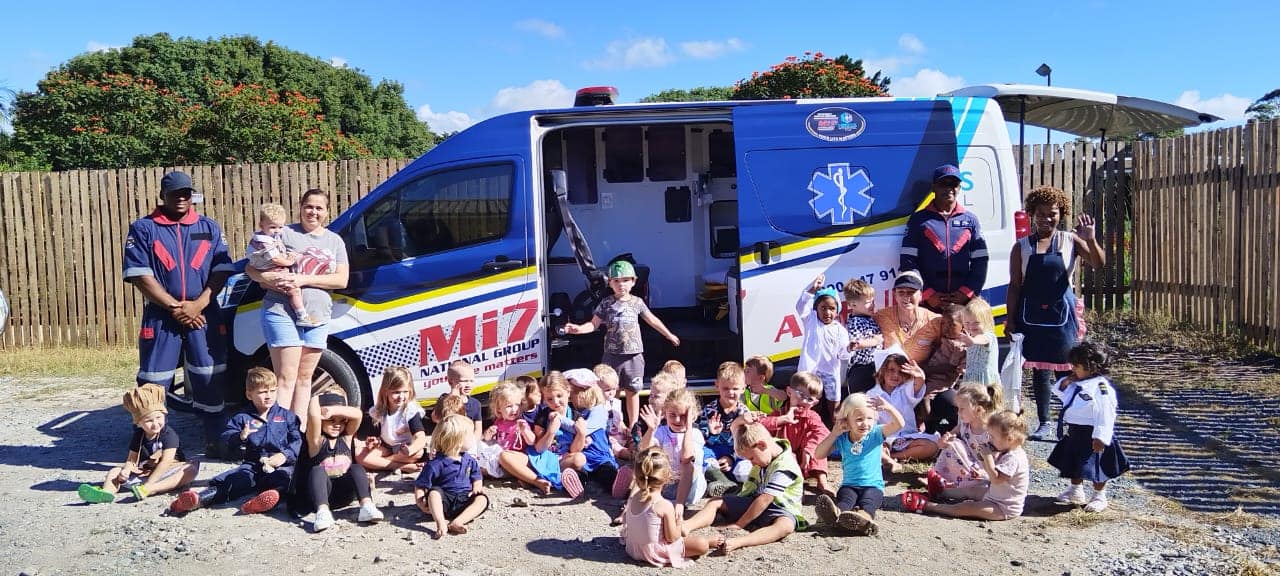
169, 489, 200, 514
901, 490, 930, 514
926, 470, 946, 497
240, 489, 280, 514
611, 465, 633, 499
561, 469, 584, 499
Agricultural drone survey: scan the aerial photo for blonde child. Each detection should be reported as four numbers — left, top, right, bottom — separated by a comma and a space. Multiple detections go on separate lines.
868, 347, 939, 469
614, 373, 679, 498
682, 422, 806, 554
447, 360, 484, 437
79, 384, 199, 503
641, 387, 706, 518
593, 364, 630, 459
742, 355, 785, 415
753, 372, 833, 496
415, 414, 488, 538
564, 380, 620, 492
958, 297, 999, 387
842, 279, 884, 395
928, 383, 1003, 496
901, 410, 1030, 521
1048, 341, 1129, 512
248, 203, 312, 325
477, 382, 536, 479
697, 362, 751, 493
619, 447, 724, 567
661, 360, 688, 389
291, 393, 384, 532
564, 260, 681, 429
358, 367, 428, 474
527, 373, 581, 496
813, 393, 905, 536
797, 274, 852, 417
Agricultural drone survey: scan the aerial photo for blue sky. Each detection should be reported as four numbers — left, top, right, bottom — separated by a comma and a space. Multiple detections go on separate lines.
2, 0, 1276, 137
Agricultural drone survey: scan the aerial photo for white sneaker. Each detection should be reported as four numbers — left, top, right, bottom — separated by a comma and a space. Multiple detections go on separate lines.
1056, 486, 1087, 505
313, 508, 335, 532
1030, 423, 1055, 441
357, 502, 384, 523
1084, 492, 1109, 512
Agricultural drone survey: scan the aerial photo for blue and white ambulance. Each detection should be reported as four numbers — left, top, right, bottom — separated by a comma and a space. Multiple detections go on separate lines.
221, 90, 1021, 407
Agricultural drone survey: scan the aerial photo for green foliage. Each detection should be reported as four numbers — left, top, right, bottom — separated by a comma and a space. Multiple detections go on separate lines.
640, 86, 736, 103
11, 33, 435, 170
1246, 89, 1280, 122
732, 52, 891, 100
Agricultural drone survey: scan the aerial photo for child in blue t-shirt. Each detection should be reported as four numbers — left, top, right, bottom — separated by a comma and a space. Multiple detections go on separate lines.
415, 414, 489, 539
812, 393, 905, 536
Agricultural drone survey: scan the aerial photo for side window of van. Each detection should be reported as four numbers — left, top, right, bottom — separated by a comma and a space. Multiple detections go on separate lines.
398, 163, 514, 257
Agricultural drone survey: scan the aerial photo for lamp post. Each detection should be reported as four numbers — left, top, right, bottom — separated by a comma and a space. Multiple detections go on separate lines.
1036, 63, 1052, 146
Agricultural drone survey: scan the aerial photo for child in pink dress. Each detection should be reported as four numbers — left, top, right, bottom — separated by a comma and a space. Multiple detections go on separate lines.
927, 383, 1003, 494
619, 447, 723, 567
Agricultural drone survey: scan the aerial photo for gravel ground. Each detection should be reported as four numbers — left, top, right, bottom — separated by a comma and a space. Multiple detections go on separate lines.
1, 374, 1275, 576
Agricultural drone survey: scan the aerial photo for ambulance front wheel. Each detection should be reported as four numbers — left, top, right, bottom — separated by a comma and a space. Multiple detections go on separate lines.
311, 348, 364, 409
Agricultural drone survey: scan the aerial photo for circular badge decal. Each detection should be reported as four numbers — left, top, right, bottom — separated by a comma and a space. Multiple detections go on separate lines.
805, 107, 866, 142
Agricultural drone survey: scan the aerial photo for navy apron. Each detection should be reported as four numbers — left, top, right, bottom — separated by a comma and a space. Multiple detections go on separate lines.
1020, 233, 1078, 365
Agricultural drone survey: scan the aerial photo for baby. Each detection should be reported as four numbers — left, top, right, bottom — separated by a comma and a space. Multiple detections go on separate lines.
248, 203, 322, 325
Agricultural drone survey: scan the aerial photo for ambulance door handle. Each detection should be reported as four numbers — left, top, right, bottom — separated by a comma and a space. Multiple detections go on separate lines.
482, 256, 524, 272
754, 241, 780, 265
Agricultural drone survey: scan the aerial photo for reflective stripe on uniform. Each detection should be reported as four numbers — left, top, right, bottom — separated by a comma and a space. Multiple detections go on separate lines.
137, 369, 177, 382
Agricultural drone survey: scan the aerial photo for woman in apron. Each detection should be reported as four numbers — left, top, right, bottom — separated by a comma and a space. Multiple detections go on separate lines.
1006, 186, 1105, 440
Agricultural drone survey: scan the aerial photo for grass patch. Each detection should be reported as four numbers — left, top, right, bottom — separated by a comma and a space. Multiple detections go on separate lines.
1133, 514, 1206, 546
1236, 556, 1280, 576
1227, 486, 1280, 502
1038, 508, 1117, 529
0, 345, 137, 383
1202, 506, 1275, 529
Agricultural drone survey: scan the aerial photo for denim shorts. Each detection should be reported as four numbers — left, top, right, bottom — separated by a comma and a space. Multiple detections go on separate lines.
262, 307, 328, 349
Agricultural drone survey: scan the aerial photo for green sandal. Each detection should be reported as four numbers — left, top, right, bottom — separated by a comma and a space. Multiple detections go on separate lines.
78, 483, 115, 504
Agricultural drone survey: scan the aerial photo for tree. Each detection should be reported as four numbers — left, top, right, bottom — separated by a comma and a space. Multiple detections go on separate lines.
10, 33, 435, 169
1246, 89, 1280, 122
732, 52, 891, 100
640, 86, 735, 103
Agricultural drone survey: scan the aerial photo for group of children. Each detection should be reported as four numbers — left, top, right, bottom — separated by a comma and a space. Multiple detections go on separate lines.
76, 263, 1128, 567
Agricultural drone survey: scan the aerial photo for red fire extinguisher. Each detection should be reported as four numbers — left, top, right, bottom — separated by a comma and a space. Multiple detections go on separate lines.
1014, 210, 1031, 239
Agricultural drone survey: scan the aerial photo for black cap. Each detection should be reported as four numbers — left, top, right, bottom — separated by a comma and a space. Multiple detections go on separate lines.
160, 171, 195, 195
317, 393, 346, 407
894, 270, 924, 291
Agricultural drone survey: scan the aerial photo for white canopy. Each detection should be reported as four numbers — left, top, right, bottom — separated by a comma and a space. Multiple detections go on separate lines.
941, 84, 1222, 137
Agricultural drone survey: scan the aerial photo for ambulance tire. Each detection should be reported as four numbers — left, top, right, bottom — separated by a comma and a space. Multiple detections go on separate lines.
313, 348, 364, 409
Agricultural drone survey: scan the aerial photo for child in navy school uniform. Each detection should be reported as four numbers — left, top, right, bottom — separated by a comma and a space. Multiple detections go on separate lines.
1048, 341, 1130, 512
415, 414, 489, 538
170, 367, 301, 515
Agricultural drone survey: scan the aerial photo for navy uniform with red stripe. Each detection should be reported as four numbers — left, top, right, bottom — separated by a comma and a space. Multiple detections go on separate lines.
900, 164, 989, 307
123, 171, 234, 445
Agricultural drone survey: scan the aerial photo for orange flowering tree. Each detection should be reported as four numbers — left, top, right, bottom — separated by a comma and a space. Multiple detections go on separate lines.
732, 52, 891, 100
186, 81, 369, 163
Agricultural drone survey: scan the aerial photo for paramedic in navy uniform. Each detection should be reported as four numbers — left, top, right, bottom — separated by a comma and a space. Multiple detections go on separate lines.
899, 164, 989, 311
123, 171, 234, 456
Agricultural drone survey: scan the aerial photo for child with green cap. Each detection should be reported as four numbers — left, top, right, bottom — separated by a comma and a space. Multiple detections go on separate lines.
564, 260, 680, 430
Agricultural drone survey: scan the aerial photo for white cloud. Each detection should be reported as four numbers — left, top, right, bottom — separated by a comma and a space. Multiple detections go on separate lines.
1174, 90, 1251, 122
416, 103, 474, 134
680, 38, 746, 59
328, 56, 348, 68
892, 68, 965, 97
585, 37, 673, 70
85, 41, 122, 53
862, 56, 907, 75
489, 79, 575, 114
898, 33, 926, 54
515, 18, 565, 39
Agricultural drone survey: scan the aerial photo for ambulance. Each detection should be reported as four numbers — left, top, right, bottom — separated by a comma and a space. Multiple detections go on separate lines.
220, 89, 1022, 407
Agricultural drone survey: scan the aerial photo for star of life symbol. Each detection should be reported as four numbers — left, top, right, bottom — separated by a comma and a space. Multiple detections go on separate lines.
808, 163, 875, 225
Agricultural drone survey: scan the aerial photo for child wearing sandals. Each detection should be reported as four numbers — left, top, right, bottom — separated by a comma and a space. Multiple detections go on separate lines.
415, 414, 489, 538
79, 384, 199, 503
525, 373, 581, 496
681, 421, 806, 555
358, 366, 428, 474
868, 346, 940, 469
812, 393, 905, 536
290, 392, 384, 532
1048, 341, 1129, 512
927, 383, 1002, 496
563, 369, 621, 492
619, 447, 723, 567
900, 410, 1030, 520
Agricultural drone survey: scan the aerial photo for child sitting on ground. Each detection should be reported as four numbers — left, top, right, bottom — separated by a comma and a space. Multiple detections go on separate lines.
358, 366, 428, 475
919, 304, 967, 434
901, 410, 1030, 520
517, 375, 541, 425
79, 384, 200, 503
641, 387, 706, 518
742, 355, 785, 415
697, 361, 751, 495
868, 347, 939, 470
527, 373, 580, 496
613, 372, 679, 498
661, 360, 688, 389
476, 382, 535, 479
813, 393, 905, 536
415, 414, 489, 538
682, 421, 807, 555
752, 372, 833, 496
249, 203, 328, 325
927, 383, 1002, 495
593, 364, 630, 460
1048, 341, 1130, 513
290, 392, 384, 532
447, 360, 484, 437
171, 367, 300, 515
842, 279, 884, 395
797, 273, 853, 419
620, 447, 724, 567
563, 369, 620, 494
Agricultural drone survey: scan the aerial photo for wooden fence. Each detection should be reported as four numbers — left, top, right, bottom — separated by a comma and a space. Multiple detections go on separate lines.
0, 160, 408, 347
1132, 120, 1280, 351
0, 142, 1136, 349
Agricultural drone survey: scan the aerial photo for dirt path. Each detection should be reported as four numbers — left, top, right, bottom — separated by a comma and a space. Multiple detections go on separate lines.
0, 367, 1273, 575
